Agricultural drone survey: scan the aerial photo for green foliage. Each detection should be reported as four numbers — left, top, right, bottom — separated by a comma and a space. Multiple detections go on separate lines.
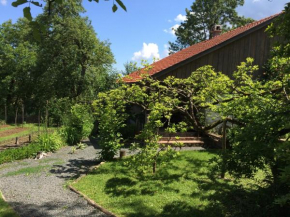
61, 104, 93, 145
168, 0, 254, 54
36, 132, 64, 152
121, 61, 138, 75
0, 132, 64, 165
93, 89, 128, 161
72, 150, 287, 217
0, 1, 116, 126
12, 0, 126, 26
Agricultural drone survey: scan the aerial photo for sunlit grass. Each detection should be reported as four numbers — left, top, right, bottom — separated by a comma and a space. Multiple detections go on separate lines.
3, 165, 50, 177
72, 150, 270, 217
0, 124, 54, 142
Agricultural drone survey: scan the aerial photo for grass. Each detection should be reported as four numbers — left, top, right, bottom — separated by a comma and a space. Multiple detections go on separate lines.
0, 132, 65, 165
72, 150, 283, 217
0, 124, 51, 143
0, 126, 15, 133
3, 165, 50, 177
0, 191, 19, 217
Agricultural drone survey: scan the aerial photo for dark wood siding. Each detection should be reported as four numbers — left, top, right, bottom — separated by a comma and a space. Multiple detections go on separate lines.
157, 26, 276, 80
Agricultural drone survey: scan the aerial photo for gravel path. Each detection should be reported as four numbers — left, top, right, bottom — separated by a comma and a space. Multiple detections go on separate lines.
0, 140, 107, 217
0, 138, 205, 217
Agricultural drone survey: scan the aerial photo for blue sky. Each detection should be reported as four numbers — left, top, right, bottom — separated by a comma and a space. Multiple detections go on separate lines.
0, 0, 289, 72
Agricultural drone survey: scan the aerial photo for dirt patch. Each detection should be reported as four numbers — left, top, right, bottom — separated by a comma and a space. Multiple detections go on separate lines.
0, 128, 28, 138
0, 125, 11, 129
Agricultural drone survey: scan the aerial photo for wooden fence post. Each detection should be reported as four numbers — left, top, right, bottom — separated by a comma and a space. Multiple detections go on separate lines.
29, 134, 31, 142
120, 150, 126, 159
15, 137, 19, 145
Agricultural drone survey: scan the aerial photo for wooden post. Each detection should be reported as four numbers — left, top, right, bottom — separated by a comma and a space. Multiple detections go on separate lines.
221, 120, 227, 179
29, 134, 31, 142
119, 150, 126, 159
15, 137, 19, 145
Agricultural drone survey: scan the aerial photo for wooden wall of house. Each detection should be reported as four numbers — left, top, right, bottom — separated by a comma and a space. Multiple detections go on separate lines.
157, 26, 277, 80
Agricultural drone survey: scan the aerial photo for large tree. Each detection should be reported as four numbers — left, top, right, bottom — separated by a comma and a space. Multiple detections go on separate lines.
0, 0, 116, 123
0, 19, 38, 122
34, 0, 115, 102
168, 0, 254, 54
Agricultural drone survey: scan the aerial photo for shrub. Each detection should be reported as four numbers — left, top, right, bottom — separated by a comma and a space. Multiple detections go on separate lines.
62, 104, 93, 145
0, 132, 65, 165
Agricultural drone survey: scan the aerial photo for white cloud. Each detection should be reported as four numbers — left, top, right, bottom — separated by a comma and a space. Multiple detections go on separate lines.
168, 19, 172, 23
163, 44, 170, 57
0, 0, 7, 6
174, 14, 187, 22
253, 0, 261, 2
164, 24, 180, 36
132, 43, 160, 61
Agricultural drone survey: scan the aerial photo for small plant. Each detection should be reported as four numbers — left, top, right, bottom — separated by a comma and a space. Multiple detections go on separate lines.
76, 142, 86, 150
70, 146, 77, 154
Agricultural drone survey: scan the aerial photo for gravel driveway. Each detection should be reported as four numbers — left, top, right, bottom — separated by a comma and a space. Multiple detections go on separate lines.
0, 140, 108, 217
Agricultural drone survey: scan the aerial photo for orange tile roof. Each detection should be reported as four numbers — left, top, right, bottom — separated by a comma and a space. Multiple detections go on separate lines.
123, 12, 281, 83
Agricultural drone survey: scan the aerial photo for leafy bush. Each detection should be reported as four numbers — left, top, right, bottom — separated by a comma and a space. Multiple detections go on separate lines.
62, 104, 93, 145
0, 132, 65, 165
36, 132, 64, 152
93, 90, 127, 161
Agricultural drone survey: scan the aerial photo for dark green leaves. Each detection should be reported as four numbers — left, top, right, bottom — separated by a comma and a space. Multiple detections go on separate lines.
31, 1, 42, 7
23, 7, 32, 21
12, 0, 27, 7
112, 4, 118, 12
54, 0, 63, 4
116, 0, 127, 11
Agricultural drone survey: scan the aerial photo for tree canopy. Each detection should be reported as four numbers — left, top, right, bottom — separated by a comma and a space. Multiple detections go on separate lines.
168, 0, 254, 54
0, 0, 116, 123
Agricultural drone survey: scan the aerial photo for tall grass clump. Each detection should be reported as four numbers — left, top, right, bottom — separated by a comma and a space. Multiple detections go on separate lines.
0, 132, 65, 165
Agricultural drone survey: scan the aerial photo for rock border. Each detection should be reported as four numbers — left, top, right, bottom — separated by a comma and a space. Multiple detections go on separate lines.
68, 161, 118, 217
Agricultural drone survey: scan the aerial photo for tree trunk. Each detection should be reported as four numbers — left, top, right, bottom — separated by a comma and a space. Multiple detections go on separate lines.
38, 109, 40, 135
45, 100, 49, 130
221, 120, 227, 179
22, 104, 24, 127
4, 104, 7, 124
15, 107, 18, 126
153, 161, 156, 174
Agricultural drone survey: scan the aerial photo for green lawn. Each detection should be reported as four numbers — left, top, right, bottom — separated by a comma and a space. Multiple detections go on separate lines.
72, 150, 275, 217
0, 191, 19, 217
0, 124, 53, 143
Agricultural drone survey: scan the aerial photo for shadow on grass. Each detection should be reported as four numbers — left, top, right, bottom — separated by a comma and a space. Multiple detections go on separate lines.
100, 150, 290, 217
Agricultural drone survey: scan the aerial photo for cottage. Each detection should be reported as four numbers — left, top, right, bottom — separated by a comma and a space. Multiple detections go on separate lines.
124, 13, 281, 83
